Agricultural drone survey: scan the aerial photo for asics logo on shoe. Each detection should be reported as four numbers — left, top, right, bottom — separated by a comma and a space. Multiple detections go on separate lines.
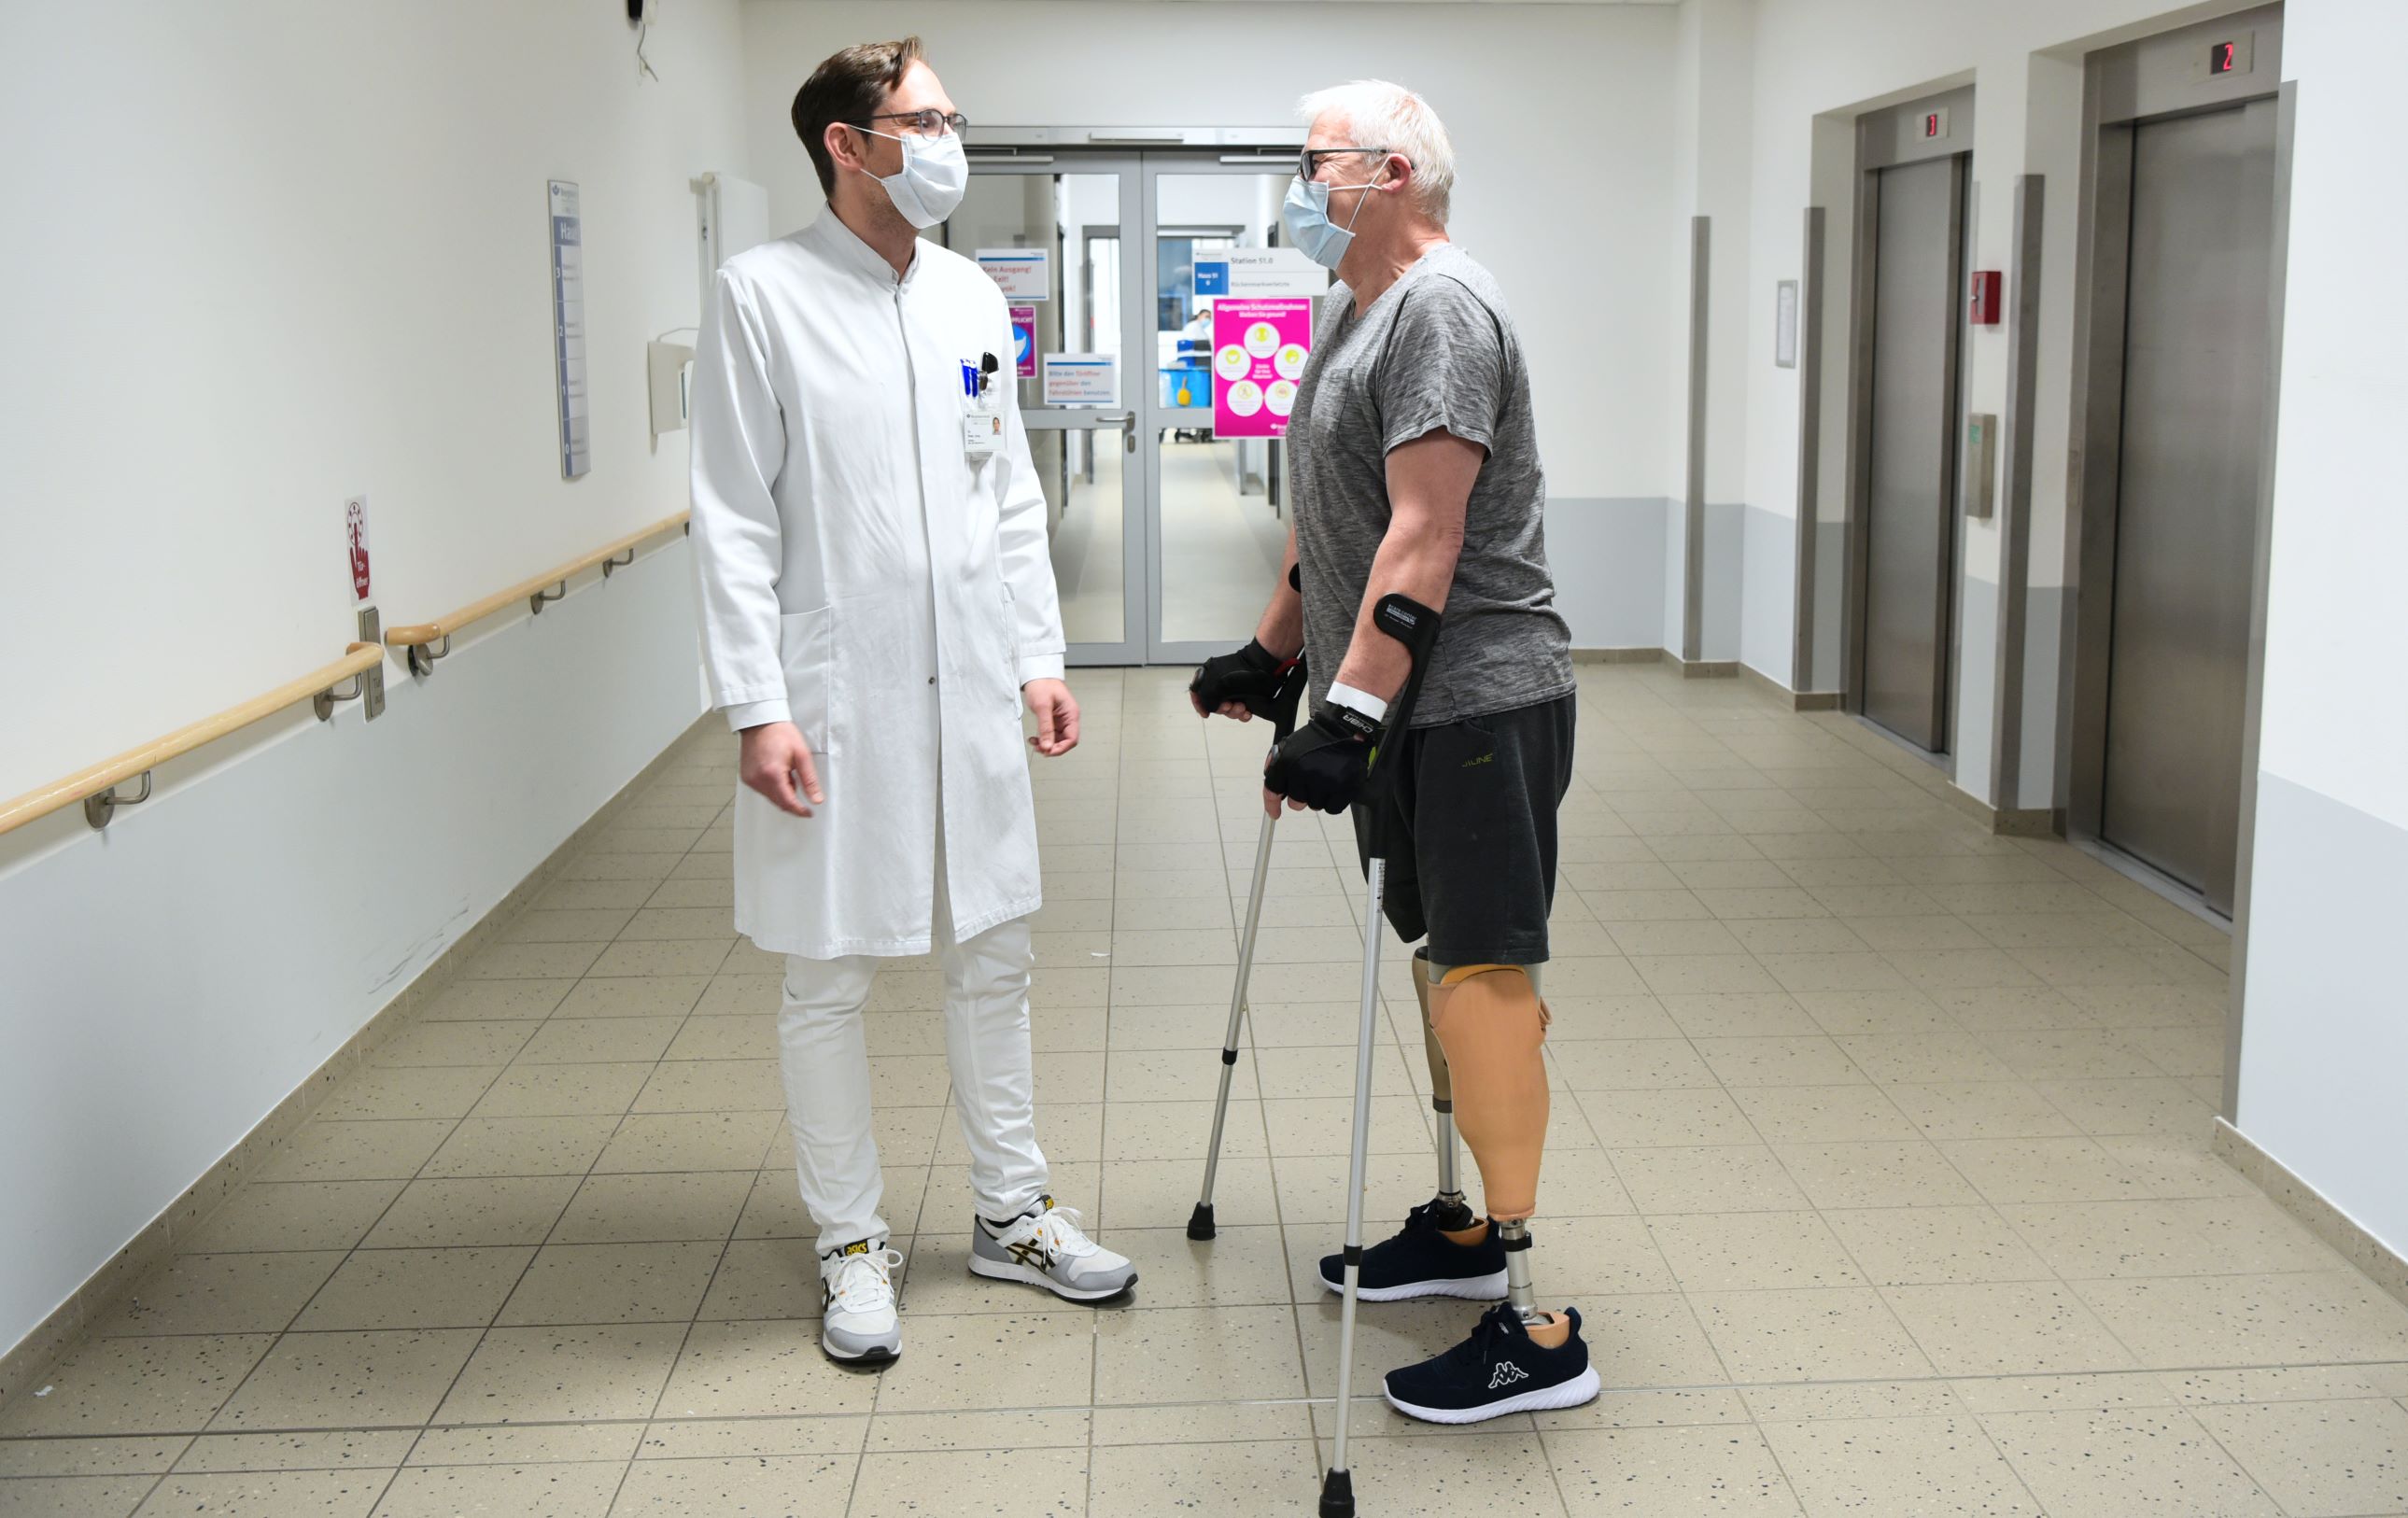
1487, 1361, 1528, 1390
1006, 1239, 1049, 1268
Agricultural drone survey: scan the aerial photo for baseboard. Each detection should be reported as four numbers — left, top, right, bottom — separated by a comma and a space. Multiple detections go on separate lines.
1738, 664, 1788, 704
0, 711, 717, 1411
1737, 664, 1842, 710
1676, 657, 1739, 680
1989, 806, 2060, 838
1570, 647, 1667, 665
1935, 783, 2062, 838
2214, 1117, 2408, 1313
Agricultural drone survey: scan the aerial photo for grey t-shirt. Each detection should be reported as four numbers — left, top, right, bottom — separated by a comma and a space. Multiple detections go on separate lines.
1288, 245, 1573, 728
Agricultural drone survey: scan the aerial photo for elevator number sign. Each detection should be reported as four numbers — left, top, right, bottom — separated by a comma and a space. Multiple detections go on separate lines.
2204, 35, 2253, 79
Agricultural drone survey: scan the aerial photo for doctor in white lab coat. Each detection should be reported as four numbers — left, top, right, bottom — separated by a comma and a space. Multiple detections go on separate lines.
688, 36, 1134, 1367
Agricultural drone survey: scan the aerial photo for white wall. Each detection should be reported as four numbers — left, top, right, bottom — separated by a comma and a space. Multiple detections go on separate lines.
739, 0, 1683, 506
0, 1, 744, 1361
2233, 0, 2408, 1263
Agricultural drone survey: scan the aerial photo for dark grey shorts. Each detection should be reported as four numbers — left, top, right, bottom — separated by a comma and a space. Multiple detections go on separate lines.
1347, 694, 1577, 966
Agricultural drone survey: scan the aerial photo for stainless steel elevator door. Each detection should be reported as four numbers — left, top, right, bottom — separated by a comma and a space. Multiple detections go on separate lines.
2100, 101, 2275, 914
1860, 156, 1964, 752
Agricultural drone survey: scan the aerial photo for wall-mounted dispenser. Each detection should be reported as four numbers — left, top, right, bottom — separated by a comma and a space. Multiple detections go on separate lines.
648, 340, 694, 440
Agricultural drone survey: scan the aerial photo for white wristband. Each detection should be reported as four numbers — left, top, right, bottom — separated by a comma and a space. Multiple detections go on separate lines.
1324, 682, 1389, 723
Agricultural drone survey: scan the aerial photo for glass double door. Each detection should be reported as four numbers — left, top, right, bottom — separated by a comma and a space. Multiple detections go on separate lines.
937, 151, 1313, 665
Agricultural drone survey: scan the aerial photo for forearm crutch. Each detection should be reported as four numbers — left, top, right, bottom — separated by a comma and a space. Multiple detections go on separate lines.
1322, 593, 1443, 1518
1189, 654, 1308, 1242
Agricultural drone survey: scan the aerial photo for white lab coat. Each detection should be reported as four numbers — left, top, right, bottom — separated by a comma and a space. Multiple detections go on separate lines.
689, 214, 1065, 960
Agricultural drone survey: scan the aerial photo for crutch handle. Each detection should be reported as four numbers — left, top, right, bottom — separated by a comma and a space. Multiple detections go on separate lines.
1361, 593, 1443, 805
1268, 654, 1309, 741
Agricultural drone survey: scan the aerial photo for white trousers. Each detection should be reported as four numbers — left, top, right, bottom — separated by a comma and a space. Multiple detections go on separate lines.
778, 900, 1049, 1257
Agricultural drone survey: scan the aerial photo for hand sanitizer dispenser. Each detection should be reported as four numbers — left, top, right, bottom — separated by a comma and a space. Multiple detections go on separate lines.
648, 340, 694, 439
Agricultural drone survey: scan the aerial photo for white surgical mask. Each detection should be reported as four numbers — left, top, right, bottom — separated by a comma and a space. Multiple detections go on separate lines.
1282, 173, 1378, 270
854, 126, 968, 228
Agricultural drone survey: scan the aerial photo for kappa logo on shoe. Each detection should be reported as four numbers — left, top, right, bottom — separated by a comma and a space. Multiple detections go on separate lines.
1487, 1361, 1529, 1390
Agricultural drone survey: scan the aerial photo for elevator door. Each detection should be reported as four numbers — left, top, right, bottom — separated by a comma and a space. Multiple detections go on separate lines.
1859, 155, 1965, 752
2099, 101, 2275, 914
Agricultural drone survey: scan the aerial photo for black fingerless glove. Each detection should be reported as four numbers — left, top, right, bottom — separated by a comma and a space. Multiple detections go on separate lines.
1263, 704, 1379, 814
1190, 639, 1294, 720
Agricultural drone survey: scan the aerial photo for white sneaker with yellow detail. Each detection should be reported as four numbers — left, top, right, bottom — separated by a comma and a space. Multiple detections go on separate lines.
969, 1198, 1138, 1302
819, 1239, 904, 1364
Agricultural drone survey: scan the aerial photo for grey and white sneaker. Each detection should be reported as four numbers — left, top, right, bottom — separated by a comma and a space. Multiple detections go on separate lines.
819, 1239, 904, 1364
969, 1198, 1137, 1302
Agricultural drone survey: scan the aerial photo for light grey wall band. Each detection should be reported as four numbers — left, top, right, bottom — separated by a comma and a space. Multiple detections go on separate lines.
1989, 174, 2045, 807
1683, 215, 1711, 664
2225, 77, 2296, 1123
1792, 206, 1826, 693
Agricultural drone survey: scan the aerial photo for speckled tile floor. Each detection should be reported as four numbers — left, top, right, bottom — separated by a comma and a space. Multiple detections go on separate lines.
5, 666, 2405, 1516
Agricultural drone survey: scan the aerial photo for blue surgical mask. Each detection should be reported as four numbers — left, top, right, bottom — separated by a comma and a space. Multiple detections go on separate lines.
1283, 174, 1376, 269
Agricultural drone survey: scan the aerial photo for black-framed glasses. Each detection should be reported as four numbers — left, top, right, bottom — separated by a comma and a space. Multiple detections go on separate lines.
1299, 146, 1389, 181
854, 108, 969, 137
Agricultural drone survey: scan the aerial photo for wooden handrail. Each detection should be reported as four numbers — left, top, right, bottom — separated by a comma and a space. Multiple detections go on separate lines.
385, 511, 690, 667
0, 642, 387, 837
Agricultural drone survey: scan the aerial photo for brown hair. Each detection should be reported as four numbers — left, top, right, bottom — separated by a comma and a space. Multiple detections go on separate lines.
791, 37, 925, 197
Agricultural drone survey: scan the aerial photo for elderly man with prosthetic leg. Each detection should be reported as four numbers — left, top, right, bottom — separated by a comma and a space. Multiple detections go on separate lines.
1195, 77, 1595, 1444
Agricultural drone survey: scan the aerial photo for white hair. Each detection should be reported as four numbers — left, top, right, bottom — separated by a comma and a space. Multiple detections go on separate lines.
1298, 79, 1455, 225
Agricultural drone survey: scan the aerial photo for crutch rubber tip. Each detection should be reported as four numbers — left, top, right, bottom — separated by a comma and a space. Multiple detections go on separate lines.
1318, 1469, 1354, 1517
1186, 1202, 1217, 1241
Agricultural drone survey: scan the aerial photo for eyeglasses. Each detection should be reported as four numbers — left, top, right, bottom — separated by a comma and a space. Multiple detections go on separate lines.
1300, 146, 1390, 181
854, 108, 969, 138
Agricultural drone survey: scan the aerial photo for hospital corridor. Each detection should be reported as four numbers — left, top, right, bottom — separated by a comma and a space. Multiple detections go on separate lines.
4, 3, 2406, 1516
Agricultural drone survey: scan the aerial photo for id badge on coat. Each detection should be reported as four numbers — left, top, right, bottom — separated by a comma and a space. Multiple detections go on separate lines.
961, 361, 1004, 459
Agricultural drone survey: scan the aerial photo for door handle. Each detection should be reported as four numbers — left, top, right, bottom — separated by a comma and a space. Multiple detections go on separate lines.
1105, 412, 1137, 453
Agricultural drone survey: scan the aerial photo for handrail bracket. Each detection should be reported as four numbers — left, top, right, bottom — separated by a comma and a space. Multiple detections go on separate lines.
529, 581, 569, 615
315, 674, 365, 721
84, 772, 152, 832
600, 548, 637, 579
408, 635, 451, 678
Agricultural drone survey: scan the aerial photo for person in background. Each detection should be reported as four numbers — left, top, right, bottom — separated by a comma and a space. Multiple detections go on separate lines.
687, 35, 1136, 1368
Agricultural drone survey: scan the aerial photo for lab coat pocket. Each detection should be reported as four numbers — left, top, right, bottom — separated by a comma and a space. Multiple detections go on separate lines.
778, 605, 835, 756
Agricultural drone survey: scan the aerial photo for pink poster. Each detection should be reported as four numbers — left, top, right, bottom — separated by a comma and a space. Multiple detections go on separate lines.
1008, 305, 1037, 379
1210, 299, 1314, 439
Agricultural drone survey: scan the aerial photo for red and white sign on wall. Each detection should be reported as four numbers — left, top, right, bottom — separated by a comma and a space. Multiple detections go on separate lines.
345, 496, 373, 604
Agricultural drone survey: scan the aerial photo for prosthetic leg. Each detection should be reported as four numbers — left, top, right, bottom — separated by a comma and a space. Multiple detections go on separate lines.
1428, 963, 1553, 1327
1323, 594, 1442, 1518
1190, 656, 1309, 1242
1410, 950, 1470, 1219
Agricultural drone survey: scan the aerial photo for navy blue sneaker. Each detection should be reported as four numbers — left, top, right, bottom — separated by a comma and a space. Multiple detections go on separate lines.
1382, 1304, 1602, 1424
1317, 1197, 1509, 1302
